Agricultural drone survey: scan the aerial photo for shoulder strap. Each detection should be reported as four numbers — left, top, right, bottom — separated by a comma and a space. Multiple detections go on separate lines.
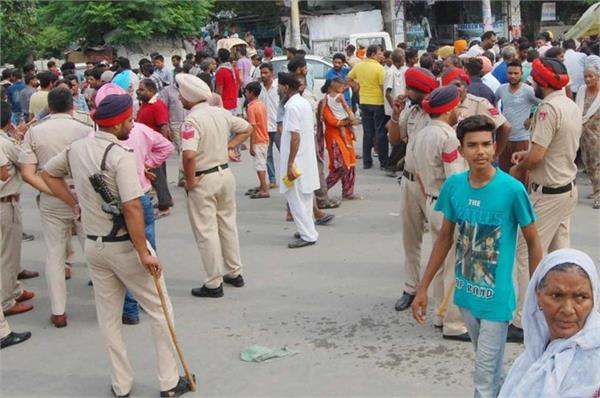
101, 143, 118, 171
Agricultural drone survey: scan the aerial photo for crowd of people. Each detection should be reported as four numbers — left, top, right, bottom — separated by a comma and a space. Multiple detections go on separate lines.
0, 28, 599, 398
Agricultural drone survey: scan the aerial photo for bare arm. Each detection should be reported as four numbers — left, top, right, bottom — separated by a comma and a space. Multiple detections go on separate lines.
181, 150, 198, 191
521, 223, 543, 276
158, 124, 172, 141
40, 171, 78, 213
0, 165, 8, 181
20, 164, 53, 194
229, 124, 253, 149
387, 96, 407, 146
510, 143, 546, 182
412, 218, 456, 324
122, 198, 161, 277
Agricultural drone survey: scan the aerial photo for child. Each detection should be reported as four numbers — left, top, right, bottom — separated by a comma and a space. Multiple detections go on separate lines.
412, 115, 543, 397
325, 78, 357, 148
244, 81, 270, 199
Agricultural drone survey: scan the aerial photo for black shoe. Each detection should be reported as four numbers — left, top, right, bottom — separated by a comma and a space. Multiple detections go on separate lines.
191, 284, 223, 298
288, 238, 316, 249
506, 324, 524, 343
363, 164, 372, 170
122, 316, 140, 325
394, 291, 416, 311
442, 332, 471, 342
88, 280, 93, 286
1, 331, 32, 349
223, 274, 244, 288
22, 232, 34, 242
110, 385, 130, 398
160, 375, 195, 397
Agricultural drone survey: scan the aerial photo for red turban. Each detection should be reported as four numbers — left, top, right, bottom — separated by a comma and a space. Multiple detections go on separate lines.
442, 67, 471, 86
531, 58, 570, 89
405, 67, 439, 93
422, 85, 461, 115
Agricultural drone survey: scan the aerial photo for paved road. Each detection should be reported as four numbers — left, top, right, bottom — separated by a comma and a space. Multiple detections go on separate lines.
2, 142, 599, 397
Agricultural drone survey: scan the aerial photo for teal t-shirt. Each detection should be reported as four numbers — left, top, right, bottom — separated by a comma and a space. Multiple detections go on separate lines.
435, 169, 536, 322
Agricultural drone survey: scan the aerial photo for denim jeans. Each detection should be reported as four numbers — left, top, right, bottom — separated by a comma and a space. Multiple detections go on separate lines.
359, 104, 388, 167
266, 131, 280, 184
122, 194, 156, 321
460, 307, 508, 398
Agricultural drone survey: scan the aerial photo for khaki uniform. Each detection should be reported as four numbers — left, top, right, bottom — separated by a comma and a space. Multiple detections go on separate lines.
0, 150, 11, 338
414, 120, 468, 335
180, 102, 250, 288
19, 113, 92, 316
0, 129, 24, 311
458, 93, 507, 129
44, 131, 180, 395
398, 104, 430, 294
513, 90, 582, 328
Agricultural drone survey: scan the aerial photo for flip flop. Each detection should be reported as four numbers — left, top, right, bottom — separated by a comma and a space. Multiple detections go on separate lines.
245, 188, 259, 196
154, 210, 171, 219
250, 192, 270, 199
315, 214, 335, 225
318, 200, 341, 209
343, 194, 364, 201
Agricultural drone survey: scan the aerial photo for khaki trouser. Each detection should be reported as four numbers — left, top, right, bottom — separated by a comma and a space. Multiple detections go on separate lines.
1, 200, 23, 311
186, 168, 242, 289
399, 175, 428, 295
0, 264, 11, 339
85, 238, 179, 395
39, 194, 84, 315
427, 197, 468, 336
513, 185, 578, 328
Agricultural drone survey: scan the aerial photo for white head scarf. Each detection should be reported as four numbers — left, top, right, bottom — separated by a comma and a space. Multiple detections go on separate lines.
499, 248, 600, 398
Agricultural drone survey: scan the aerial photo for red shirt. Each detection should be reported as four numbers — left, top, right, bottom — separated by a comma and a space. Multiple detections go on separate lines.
215, 67, 239, 110
136, 98, 169, 132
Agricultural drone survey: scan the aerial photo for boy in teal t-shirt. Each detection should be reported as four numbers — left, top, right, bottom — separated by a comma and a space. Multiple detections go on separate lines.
412, 115, 542, 397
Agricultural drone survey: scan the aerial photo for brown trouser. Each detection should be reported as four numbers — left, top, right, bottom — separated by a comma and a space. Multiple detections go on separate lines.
499, 140, 529, 173
1, 200, 23, 311
513, 184, 577, 328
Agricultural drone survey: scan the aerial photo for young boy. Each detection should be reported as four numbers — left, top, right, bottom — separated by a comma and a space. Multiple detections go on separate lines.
245, 81, 270, 199
412, 115, 543, 397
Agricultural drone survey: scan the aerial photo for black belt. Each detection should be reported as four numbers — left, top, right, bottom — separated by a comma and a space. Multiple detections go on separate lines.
0, 194, 19, 203
86, 234, 130, 242
402, 170, 415, 182
430, 196, 438, 201
195, 163, 228, 177
531, 181, 574, 195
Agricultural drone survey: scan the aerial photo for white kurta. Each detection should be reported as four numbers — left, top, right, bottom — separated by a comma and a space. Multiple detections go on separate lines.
279, 93, 319, 195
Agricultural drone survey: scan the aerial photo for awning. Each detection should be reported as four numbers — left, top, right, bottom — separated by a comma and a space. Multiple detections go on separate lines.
564, 3, 600, 40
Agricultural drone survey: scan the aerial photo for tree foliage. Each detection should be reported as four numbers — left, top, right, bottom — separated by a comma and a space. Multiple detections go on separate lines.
0, 0, 38, 66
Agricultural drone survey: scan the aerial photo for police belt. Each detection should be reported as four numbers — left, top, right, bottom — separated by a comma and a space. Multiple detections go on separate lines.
402, 170, 415, 182
195, 163, 229, 177
86, 233, 131, 242
531, 181, 574, 195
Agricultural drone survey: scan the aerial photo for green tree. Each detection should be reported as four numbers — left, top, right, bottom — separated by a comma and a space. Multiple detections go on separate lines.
0, 0, 38, 66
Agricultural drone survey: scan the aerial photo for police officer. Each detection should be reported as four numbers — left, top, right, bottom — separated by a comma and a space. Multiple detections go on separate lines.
0, 101, 34, 317
442, 67, 512, 160
175, 73, 253, 298
41, 94, 192, 397
19, 87, 91, 327
413, 86, 470, 341
0, 149, 32, 349
387, 67, 438, 311
508, 58, 581, 342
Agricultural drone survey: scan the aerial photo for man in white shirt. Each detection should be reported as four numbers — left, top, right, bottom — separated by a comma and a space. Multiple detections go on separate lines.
278, 72, 320, 249
384, 49, 408, 175
563, 39, 587, 96
465, 31, 497, 62
259, 63, 280, 188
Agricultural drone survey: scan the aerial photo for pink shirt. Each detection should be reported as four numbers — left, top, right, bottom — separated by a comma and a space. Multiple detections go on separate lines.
122, 122, 174, 192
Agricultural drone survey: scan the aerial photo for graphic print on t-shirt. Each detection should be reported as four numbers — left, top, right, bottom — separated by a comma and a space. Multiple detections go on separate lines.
455, 220, 501, 298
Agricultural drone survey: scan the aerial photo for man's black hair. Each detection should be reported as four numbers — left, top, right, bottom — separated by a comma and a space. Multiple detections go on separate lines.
237, 47, 247, 57
427, 44, 439, 53
507, 59, 522, 69
366, 44, 381, 57
1, 69, 11, 80
23, 64, 36, 74
11, 69, 23, 80
332, 53, 346, 62
545, 46, 564, 59
286, 47, 297, 55
194, 51, 208, 64
277, 72, 300, 90
527, 49, 540, 63
287, 55, 306, 73
456, 115, 495, 144
563, 39, 576, 50
217, 48, 231, 64
518, 41, 531, 51
245, 81, 261, 97
141, 64, 154, 75
64, 73, 78, 83
47, 60, 57, 68
25, 72, 37, 85
419, 53, 434, 70
197, 72, 212, 89
464, 58, 483, 77
345, 44, 355, 53
259, 62, 273, 72
296, 49, 306, 56
171, 55, 182, 61
116, 57, 132, 70
152, 54, 165, 62
37, 71, 58, 88
0, 101, 10, 128
48, 87, 73, 113
87, 67, 103, 80
481, 31, 496, 41
60, 62, 75, 72
406, 47, 419, 60
140, 78, 158, 93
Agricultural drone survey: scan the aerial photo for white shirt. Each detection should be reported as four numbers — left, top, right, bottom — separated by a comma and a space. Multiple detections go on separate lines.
564, 49, 587, 94
326, 94, 348, 120
465, 44, 484, 58
280, 93, 319, 194
482, 72, 501, 94
383, 64, 407, 116
259, 80, 280, 132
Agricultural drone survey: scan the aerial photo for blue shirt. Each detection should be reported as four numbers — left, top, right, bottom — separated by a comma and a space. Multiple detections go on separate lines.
7, 81, 25, 113
467, 77, 496, 105
492, 61, 509, 85
325, 67, 351, 103
435, 169, 536, 322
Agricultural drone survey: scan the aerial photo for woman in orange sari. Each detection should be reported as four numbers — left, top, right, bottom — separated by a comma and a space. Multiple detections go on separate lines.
321, 96, 358, 199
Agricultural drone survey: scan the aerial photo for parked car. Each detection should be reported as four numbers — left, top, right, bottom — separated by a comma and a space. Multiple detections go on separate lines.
270, 55, 333, 99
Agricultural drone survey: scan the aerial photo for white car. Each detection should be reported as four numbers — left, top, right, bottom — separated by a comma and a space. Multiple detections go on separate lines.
270, 55, 333, 99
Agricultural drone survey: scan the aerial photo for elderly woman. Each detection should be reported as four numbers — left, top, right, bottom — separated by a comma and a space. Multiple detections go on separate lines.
499, 248, 600, 398
576, 65, 600, 209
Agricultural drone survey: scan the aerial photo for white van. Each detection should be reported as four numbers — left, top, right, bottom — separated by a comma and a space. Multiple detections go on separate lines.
311, 32, 393, 57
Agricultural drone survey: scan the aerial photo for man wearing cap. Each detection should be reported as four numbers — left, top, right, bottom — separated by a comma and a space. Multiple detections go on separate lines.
443, 67, 511, 161
508, 57, 582, 343
176, 73, 252, 298
41, 94, 193, 397
387, 67, 437, 311
413, 85, 470, 341
18, 87, 92, 327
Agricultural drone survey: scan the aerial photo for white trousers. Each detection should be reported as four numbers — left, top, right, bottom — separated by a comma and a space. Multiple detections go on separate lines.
285, 185, 318, 242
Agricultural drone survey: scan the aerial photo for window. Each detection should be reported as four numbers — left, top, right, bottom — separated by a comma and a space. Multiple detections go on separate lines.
307, 60, 328, 80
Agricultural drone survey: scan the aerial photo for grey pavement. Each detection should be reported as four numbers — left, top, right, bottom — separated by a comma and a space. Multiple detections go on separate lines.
2, 141, 599, 397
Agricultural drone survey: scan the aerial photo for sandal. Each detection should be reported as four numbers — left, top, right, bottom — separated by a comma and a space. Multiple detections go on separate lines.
315, 213, 335, 225
154, 209, 171, 219
343, 194, 364, 200
250, 192, 270, 199
593, 199, 600, 210
317, 200, 341, 209
245, 188, 259, 196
